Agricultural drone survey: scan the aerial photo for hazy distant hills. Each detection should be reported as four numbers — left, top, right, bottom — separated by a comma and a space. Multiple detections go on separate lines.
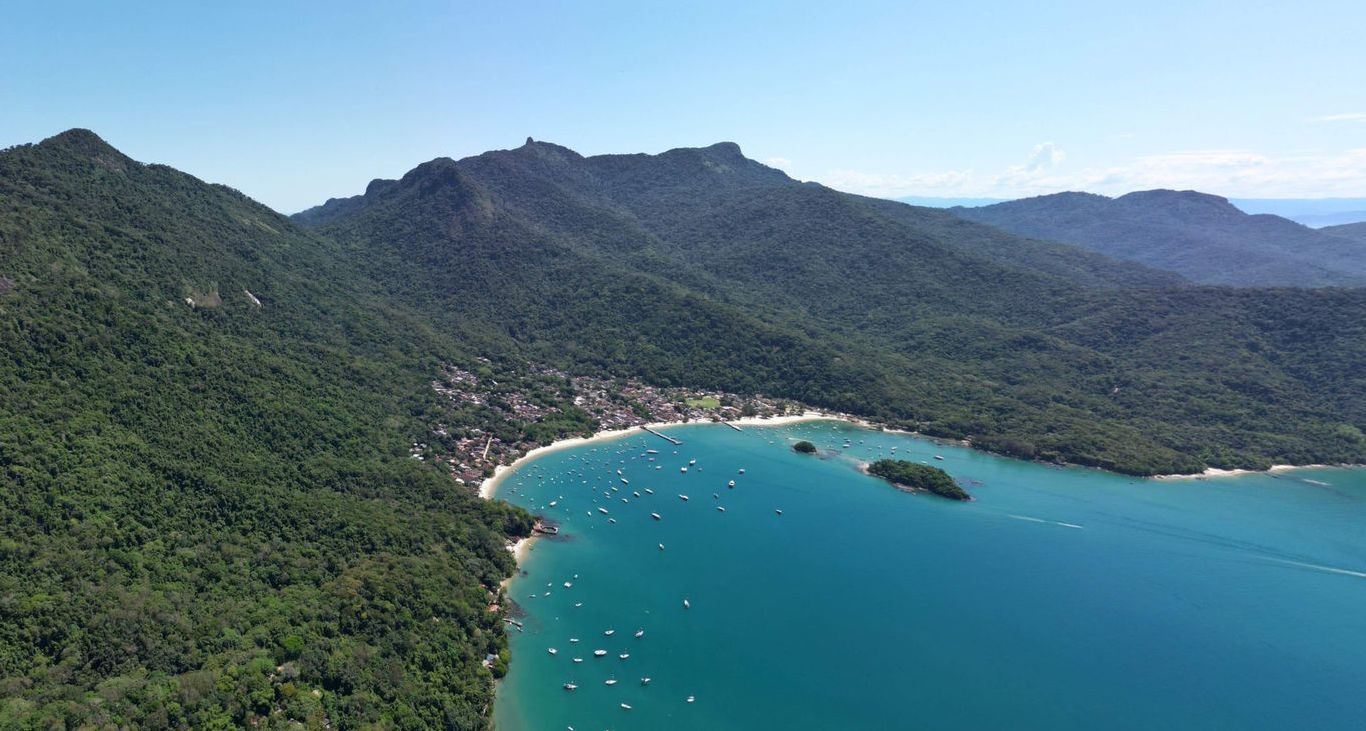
951, 191, 1366, 287
1321, 221, 1366, 245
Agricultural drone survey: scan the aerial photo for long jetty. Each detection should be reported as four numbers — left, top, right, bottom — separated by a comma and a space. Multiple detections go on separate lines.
641, 425, 682, 445
724, 422, 743, 432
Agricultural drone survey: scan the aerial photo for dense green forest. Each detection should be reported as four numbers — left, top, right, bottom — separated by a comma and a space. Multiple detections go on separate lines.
867, 460, 970, 501
301, 138, 1366, 476
0, 131, 588, 729
2, 129, 1364, 729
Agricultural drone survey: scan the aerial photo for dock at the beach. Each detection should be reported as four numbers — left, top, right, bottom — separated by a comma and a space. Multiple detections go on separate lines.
641, 426, 682, 445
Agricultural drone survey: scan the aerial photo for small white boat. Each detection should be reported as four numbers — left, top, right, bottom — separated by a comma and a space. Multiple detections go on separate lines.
597, 507, 609, 515
549, 500, 558, 507
738, 468, 745, 474
564, 581, 572, 588
594, 649, 607, 657
573, 658, 583, 663
683, 597, 691, 609
775, 509, 783, 515
605, 678, 618, 686
716, 506, 726, 512
621, 478, 629, 484
633, 491, 641, 498
651, 512, 662, 520
604, 629, 615, 636
620, 703, 632, 710
728, 480, 735, 488
680, 466, 688, 473
548, 648, 558, 655
645, 488, 654, 494
619, 653, 629, 660
609, 518, 617, 524
935, 455, 945, 461
678, 494, 689, 501
658, 543, 665, 551
569, 638, 579, 643
563, 683, 577, 690
686, 695, 695, 703
634, 629, 644, 638
689, 458, 697, 465
640, 677, 651, 685
574, 602, 583, 607
647, 449, 658, 455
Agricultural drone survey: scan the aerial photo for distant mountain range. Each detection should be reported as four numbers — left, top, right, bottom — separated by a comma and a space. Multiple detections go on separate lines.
903, 195, 1366, 228
950, 191, 1366, 287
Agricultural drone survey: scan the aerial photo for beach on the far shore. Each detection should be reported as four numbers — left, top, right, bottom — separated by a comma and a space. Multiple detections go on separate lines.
477, 411, 838, 502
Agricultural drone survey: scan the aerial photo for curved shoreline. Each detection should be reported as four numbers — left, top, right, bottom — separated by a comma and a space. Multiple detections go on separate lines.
480, 412, 839, 575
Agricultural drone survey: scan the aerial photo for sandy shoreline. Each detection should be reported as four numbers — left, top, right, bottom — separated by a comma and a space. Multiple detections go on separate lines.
480, 412, 838, 575
477, 411, 837, 501
1151, 463, 1349, 480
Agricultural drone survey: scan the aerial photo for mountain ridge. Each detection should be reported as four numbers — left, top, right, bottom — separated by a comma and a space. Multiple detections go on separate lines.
952, 189, 1366, 287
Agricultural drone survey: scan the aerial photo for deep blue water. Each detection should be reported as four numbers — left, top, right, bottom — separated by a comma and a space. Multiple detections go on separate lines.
492, 420, 1366, 730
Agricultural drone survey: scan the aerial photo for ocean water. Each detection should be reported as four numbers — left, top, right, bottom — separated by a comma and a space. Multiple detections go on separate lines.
491, 421, 1366, 730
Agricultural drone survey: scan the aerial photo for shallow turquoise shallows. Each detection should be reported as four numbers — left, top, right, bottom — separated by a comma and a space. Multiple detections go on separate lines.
491, 421, 1366, 730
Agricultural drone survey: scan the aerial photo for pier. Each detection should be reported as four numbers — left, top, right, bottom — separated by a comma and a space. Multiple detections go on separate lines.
641, 425, 682, 445
724, 422, 743, 431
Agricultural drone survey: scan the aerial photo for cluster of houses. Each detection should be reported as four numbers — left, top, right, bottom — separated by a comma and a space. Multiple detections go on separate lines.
417, 361, 798, 490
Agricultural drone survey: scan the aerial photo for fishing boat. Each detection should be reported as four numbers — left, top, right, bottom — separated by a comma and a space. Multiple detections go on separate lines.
678, 494, 689, 501
597, 507, 609, 514
775, 509, 783, 515
728, 480, 736, 488
658, 543, 665, 551
633, 491, 641, 497
645, 488, 654, 494
605, 678, 618, 686
640, 677, 651, 685
683, 597, 691, 609
548, 648, 558, 655
634, 629, 644, 638
680, 466, 687, 473
619, 653, 630, 660
569, 638, 579, 643
651, 512, 662, 520
646, 449, 658, 455
935, 455, 945, 460
738, 468, 745, 474
689, 458, 697, 465
716, 506, 726, 512
563, 683, 577, 690
604, 629, 615, 636
594, 649, 607, 657
620, 703, 632, 710
564, 581, 572, 588
573, 658, 583, 663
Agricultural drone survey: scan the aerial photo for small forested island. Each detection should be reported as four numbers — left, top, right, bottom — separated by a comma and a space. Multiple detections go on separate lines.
793, 440, 817, 454
867, 460, 971, 501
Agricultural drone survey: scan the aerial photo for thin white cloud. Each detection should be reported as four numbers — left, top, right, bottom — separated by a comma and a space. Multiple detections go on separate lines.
819, 145, 1366, 199
1310, 113, 1366, 123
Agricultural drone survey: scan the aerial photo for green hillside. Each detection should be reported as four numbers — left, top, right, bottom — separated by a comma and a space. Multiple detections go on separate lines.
300, 139, 1366, 476
0, 131, 542, 729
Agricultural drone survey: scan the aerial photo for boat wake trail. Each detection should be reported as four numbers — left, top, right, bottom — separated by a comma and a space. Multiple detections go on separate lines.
1008, 514, 1084, 529
1262, 558, 1366, 579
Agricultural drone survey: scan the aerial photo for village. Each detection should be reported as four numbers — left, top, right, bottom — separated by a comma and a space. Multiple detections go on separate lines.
414, 361, 805, 490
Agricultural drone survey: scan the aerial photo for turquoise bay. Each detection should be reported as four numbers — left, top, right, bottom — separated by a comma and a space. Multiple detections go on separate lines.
492, 421, 1366, 730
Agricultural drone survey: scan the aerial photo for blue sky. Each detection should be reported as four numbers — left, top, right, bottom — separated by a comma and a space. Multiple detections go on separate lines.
4, 1, 1364, 212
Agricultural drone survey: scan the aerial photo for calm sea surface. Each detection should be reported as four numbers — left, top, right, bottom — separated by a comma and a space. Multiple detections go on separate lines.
492, 420, 1366, 730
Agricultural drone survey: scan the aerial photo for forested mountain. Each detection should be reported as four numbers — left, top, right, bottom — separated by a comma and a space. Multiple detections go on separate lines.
1321, 221, 1366, 245
0, 130, 552, 728
951, 190, 1366, 287
300, 138, 1366, 476
4, 130, 1365, 729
